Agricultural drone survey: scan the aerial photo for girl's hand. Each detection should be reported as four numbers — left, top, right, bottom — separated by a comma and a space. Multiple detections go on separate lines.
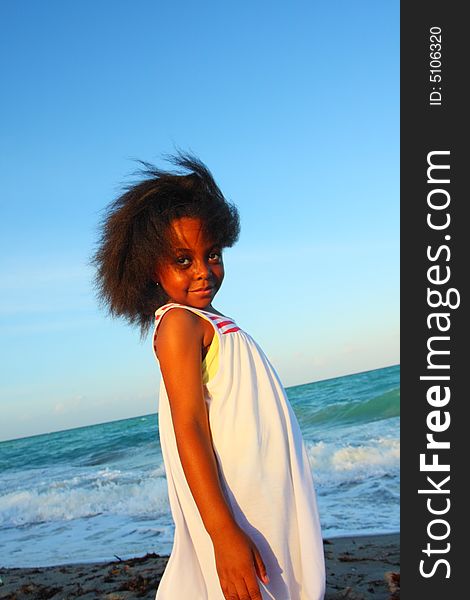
212, 523, 269, 599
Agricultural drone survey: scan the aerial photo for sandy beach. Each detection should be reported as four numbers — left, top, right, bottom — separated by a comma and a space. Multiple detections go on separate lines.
0, 533, 399, 599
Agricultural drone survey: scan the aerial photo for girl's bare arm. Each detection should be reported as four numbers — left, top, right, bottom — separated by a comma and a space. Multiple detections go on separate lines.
155, 308, 268, 598
156, 308, 235, 534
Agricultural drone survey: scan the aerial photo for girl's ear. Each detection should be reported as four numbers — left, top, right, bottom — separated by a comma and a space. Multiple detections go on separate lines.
151, 266, 160, 284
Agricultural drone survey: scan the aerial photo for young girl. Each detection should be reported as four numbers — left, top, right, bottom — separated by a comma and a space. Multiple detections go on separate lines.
93, 153, 325, 600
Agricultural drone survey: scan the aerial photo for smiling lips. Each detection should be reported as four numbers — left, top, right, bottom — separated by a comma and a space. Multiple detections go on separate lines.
190, 286, 214, 294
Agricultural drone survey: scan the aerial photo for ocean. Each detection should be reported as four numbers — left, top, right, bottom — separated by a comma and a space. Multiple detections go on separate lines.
0, 364, 399, 568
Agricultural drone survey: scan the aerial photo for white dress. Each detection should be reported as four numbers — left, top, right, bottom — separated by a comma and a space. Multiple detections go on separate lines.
153, 302, 325, 600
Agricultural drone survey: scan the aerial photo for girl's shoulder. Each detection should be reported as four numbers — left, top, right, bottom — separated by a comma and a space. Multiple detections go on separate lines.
155, 302, 229, 321
153, 303, 216, 354
155, 304, 206, 333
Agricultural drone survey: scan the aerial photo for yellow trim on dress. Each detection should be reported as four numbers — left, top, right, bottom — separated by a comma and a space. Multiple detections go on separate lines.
202, 332, 219, 384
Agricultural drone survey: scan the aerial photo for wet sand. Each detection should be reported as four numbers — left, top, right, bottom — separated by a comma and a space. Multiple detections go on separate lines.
0, 533, 399, 599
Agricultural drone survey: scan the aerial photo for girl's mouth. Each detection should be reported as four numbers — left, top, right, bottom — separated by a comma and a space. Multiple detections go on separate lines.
190, 286, 214, 295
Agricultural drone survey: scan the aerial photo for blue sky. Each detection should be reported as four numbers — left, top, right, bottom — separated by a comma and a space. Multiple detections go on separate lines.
0, 1, 399, 441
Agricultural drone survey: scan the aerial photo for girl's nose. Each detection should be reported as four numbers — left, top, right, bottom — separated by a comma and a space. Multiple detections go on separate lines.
194, 259, 212, 279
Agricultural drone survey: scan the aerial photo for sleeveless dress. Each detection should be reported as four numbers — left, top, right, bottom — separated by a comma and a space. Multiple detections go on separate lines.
153, 302, 325, 600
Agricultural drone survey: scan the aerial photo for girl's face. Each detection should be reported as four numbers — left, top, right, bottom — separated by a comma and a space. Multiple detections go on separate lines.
155, 217, 224, 310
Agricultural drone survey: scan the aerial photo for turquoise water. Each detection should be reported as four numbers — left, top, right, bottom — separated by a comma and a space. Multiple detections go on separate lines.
0, 364, 399, 567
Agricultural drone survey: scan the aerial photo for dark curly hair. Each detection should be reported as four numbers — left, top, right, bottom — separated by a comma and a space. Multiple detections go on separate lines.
92, 152, 240, 336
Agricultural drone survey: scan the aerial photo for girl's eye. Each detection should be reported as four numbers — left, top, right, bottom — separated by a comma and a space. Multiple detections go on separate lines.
176, 256, 191, 266
209, 251, 222, 262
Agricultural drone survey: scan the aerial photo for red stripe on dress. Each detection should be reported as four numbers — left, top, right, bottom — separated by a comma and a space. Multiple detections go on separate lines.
216, 320, 233, 329
221, 326, 240, 334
